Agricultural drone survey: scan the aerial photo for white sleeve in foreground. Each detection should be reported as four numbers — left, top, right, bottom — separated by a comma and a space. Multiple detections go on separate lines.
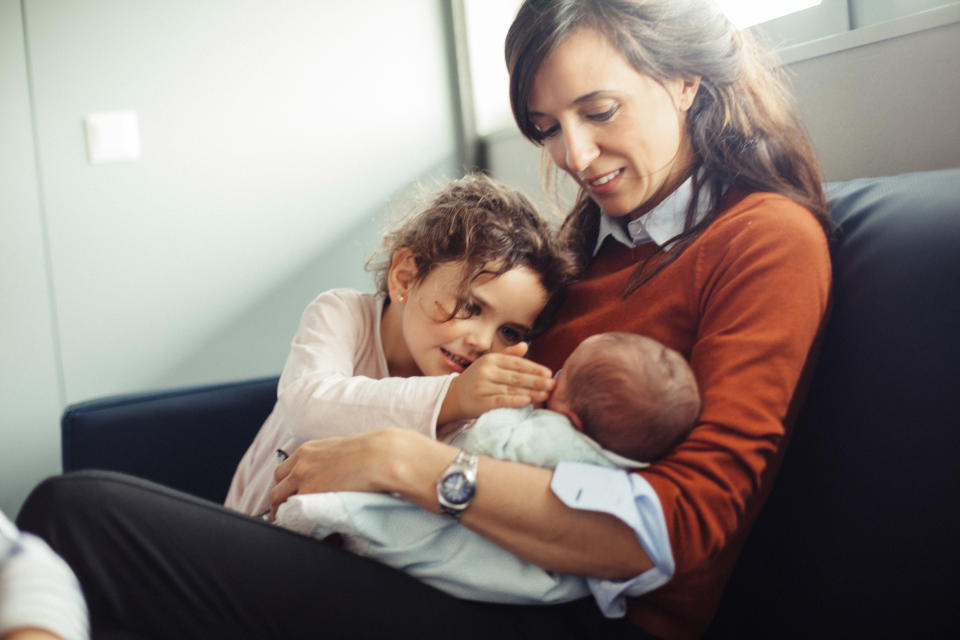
0, 516, 90, 640
550, 461, 674, 618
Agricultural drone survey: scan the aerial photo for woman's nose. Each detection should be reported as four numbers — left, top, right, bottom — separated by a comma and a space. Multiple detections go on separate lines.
561, 125, 599, 173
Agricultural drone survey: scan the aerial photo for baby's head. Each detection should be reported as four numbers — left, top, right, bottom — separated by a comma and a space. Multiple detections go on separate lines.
547, 332, 701, 461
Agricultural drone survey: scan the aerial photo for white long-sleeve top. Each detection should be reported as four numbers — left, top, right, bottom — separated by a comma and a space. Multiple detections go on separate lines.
0, 511, 89, 640
225, 289, 456, 516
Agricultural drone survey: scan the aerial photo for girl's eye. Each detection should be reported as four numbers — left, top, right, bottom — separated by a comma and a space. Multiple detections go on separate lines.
498, 326, 525, 345
455, 302, 482, 319
588, 104, 618, 122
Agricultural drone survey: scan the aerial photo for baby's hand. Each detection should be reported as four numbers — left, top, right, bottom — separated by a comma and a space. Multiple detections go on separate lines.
438, 343, 554, 424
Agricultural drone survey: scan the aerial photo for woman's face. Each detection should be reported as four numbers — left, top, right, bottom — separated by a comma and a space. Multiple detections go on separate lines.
527, 28, 699, 219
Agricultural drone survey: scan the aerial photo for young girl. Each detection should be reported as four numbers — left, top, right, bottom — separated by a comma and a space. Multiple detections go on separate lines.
225, 173, 574, 517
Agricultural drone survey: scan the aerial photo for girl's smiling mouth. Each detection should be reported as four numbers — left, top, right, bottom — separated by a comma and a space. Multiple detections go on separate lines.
441, 348, 472, 372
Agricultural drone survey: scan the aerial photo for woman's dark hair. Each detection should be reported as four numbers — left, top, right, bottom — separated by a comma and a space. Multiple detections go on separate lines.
369, 172, 576, 336
506, 0, 832, 293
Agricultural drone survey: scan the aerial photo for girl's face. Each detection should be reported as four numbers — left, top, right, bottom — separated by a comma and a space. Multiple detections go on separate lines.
391, 260, 549, 377
527, 28, 699, 220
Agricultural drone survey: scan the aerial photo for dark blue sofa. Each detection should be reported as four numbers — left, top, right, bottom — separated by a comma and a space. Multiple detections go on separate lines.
60, 169, 960, 639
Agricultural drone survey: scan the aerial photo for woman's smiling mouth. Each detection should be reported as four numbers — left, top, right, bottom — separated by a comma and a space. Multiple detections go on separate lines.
590, 168, 623, 186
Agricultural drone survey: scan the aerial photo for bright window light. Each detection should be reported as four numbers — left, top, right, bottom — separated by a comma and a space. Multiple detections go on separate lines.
464, 0, 522, 135
718, 0, 823, 28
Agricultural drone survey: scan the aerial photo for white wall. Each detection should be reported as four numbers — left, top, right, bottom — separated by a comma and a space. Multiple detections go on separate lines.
784, 9, 960, 180
0, 0, 64, 520
0, 0, 460, 516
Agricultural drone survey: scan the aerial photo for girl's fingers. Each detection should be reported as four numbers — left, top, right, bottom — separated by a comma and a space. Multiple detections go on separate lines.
486, 369, 555, 393
484, 351, 552, 376
502, 342, 529, 358
496, 393, 534, 409
479, 381, 550, 403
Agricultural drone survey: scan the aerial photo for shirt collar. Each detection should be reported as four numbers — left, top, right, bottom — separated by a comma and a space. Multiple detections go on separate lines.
592, 176, 710, 256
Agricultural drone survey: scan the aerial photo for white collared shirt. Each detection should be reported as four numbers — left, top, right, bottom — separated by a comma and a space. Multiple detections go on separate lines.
593, 176, 711, 255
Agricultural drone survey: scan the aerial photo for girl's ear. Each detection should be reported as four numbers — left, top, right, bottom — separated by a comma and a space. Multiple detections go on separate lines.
387, 248, 417, 304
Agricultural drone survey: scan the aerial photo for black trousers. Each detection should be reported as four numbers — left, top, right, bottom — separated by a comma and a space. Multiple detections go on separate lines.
17, 471, 655, 640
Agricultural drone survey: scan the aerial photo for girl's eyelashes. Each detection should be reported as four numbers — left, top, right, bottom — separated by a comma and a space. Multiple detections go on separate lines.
453, 301, 483, 319
497, 325, 526, 345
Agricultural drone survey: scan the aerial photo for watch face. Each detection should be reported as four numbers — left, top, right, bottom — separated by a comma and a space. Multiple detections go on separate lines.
440, 471, 475, 505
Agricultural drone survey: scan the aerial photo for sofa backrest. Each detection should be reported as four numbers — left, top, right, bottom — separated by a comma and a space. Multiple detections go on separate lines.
62, 377, 276, 502
706, 169, 960, 638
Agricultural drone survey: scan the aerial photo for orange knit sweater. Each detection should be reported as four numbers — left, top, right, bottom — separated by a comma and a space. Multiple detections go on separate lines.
529, 192, 831, 639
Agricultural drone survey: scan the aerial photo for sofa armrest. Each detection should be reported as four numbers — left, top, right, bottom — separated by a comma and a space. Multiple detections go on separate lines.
62, 376, 278, 503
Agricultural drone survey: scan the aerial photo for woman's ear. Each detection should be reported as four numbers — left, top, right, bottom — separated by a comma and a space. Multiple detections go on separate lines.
387, 248, 417, 304
678, 76, 701, 112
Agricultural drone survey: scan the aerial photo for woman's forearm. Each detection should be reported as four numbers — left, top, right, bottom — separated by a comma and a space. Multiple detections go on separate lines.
383, 430, 654, 579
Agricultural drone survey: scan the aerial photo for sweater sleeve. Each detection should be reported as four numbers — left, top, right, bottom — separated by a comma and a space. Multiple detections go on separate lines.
641, 195, 831, 573
278, 290, 455, 440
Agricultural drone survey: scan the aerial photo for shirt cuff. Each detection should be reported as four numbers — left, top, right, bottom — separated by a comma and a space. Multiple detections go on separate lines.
551, 461, 674, 618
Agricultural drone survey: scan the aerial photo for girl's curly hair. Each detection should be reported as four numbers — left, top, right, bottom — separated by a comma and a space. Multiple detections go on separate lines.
369, 172, 576, 337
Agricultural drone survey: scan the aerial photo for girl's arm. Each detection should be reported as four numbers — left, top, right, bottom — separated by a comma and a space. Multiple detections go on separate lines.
281, 290, 554, 440
278, 290, 455, 440
270, 428, 653, 578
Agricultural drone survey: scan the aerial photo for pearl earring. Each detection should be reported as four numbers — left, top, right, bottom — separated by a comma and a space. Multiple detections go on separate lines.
397, 295, 405, 303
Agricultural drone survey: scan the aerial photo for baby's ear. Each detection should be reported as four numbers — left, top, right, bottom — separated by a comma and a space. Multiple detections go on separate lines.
387, 248, 417, 303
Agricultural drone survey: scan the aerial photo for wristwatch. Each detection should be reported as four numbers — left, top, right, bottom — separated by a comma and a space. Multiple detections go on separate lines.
436, 450, 478, 518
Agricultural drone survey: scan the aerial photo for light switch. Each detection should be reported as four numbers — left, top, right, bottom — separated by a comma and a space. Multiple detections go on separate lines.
84, 110, 141, 164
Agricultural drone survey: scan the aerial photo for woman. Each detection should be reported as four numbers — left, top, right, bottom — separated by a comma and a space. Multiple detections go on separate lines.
17, 1, 831, 638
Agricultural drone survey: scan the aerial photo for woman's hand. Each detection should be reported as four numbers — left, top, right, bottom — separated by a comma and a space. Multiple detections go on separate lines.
269, 428, 427, 520
269, 428, 652, 579
438, 343, 555, 424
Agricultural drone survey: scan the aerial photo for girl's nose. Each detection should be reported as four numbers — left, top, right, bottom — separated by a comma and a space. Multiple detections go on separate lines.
464, 323, 496, 355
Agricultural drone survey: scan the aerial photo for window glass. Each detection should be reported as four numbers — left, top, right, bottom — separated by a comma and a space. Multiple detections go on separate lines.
719, 0, 823, 27
745, 0, 850, 47
463, 0, 522, 135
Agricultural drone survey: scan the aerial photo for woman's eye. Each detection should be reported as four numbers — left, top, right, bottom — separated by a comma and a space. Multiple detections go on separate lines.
498, 326, 525, 345
588, 105, 618, 122
532, 122, 559, 140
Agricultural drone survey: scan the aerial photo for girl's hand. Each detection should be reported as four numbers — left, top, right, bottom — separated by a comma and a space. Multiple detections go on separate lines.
438, 343, 555, 424
2, 630, 65, 640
